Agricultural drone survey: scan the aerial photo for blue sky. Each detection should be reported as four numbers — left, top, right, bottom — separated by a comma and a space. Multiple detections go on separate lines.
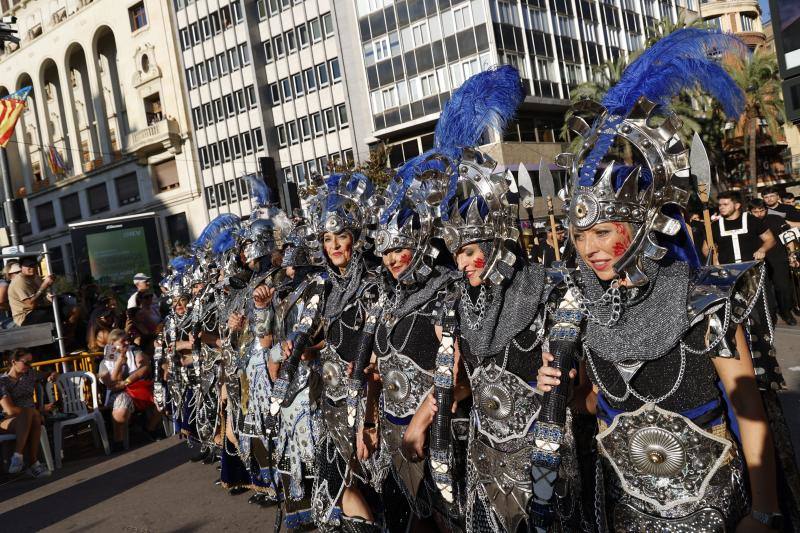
761, 0, 771, 22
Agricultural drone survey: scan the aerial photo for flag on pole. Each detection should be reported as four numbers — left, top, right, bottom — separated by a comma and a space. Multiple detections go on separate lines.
0, 87, 31, 148
48, 144, 67, 176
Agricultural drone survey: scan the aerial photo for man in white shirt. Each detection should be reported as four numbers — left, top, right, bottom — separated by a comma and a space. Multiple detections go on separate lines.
127, 273, 151, 310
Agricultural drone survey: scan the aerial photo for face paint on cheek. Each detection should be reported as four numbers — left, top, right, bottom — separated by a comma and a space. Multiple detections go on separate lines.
474, 257, 486, 269
398, 252, 412, 266
611, 223, 632, 257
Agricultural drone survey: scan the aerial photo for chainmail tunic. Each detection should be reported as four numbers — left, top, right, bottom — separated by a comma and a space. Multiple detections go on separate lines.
580, 257, 691, 363
458, 261, 547, 358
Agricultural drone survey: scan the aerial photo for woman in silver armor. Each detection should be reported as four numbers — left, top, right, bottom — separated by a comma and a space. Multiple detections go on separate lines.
367, 169, 466, 531
537, 29, 783, 532
287, 171, 382, 532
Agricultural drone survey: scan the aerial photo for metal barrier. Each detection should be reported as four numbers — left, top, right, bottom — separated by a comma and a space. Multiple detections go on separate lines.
24, 352, 100, 404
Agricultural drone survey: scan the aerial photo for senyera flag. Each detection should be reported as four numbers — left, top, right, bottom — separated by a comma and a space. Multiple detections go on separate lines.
0, 86, 31, 148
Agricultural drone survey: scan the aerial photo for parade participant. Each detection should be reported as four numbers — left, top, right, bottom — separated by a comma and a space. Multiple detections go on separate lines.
399, 66, 570, 533
763, 186, 800, 226
269, 219, 326, 528
296, 170, 382, 531
231, 179, 292, 507
368, 168, 463, 532
539, 29, 785, 531
750, 198, 797, 325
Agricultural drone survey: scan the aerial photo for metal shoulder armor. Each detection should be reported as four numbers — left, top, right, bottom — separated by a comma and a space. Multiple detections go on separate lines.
685, 261, 764, 358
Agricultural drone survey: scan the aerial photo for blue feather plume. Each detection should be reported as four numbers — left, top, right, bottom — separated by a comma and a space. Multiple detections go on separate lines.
169, 256, 196, 274
193, 213, 240, 250
602, 28, 746, 118
248, 174, 273, 207
212, 228, 237, 255
384, 66, 523, 222
434, 65, 524, 157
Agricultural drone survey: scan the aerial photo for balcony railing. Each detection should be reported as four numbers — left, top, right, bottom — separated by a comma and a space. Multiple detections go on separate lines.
125, 118, 182, 164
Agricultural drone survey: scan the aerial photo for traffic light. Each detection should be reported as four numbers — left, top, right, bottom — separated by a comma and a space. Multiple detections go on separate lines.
0, 17, 19, 49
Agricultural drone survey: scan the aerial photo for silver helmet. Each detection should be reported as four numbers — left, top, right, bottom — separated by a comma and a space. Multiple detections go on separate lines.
300, 171, 380, 254
238, 207, 291, 264
437, 148, 520, 285
560, 29, 746, 285
375, 155, 449, 285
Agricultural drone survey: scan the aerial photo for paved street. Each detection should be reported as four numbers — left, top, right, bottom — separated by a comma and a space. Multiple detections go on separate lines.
0, 324, 798, 533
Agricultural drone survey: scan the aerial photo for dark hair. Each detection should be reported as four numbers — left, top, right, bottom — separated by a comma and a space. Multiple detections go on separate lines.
781, 191, 795, 200
749, 198, 766, 209
717, 191, 742, 203
8, 348, 31, 364
761, 186, 780, 196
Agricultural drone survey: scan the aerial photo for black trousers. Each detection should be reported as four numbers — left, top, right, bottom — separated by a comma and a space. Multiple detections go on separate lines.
766, 254, 796, 318
21, 307, 55, 326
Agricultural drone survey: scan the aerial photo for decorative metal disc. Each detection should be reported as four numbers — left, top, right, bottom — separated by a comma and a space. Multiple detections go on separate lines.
322, 361, 341, 389
570, 192, 599, 229
629, 427, 686, 476
384, 370, 410, 402
479, 383, 513, 420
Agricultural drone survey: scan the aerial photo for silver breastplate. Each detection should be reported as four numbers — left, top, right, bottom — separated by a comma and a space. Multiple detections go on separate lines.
470, 364, 541, 443
320, 344, 348, 401
378, 351, 434, 418
597, 403, 733, 513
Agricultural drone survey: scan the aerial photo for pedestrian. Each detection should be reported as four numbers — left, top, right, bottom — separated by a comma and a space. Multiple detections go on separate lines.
750, 198, 797, 325
127, 273, 151, 310
781, 190, 797, 208
763, 186, 800, 226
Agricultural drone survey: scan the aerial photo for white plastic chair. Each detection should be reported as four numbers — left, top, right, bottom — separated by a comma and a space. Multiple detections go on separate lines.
51, 371, 110, 468
0, 426, 55, 473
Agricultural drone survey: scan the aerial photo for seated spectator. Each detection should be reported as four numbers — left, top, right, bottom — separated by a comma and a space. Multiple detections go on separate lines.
0, 261, 20, 329
7, 257, 55, 327
98, 329, 161, 451
0, 349, 53, 478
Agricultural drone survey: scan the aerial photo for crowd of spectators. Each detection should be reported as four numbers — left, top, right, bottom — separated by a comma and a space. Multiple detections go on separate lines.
0, 270, 165, 475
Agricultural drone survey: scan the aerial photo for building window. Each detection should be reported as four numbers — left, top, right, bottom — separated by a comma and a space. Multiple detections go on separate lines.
298, 24, 309, 48
329, 58, 341, 82
453, 5, 471, 31
218, 52, 229, 75
60, 193, 82, 223
242, 131, 254, 154
324, 108, 336, 132
154, 159, 180, 192
264, 40, 273, 63
88, 183, 109, 214
247, 86, 258, 108
288, 122, 299, 144
231, 136, 242, 158
116, 173, 140, 205
225, 94, 235, 117
129, 2, 148, 32
411, 21, 429, 47
270, 83, 281, 106
300, 117, 311, 140
36, 203, 56, 230
373, 37, 390, 61
304, 68, 317, 92
317, 63, 330, 87
323, 12, 334, 36
238, 44, 251, 66
740, 14, 754, 32
281, 78, 293, 101
310, 18, 322, 41
312, 112, 323, 136
286, 29, 297, 53
277, 125, 287, 147
293, 73, 304, 96
336, 104, 349, 127
253, 128, 264, 149
274, 35, 285, 58
236, 90, 246, 113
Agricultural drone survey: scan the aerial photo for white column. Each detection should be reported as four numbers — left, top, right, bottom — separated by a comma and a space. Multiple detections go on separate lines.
57, 64, 83, 177
84, 51, 112, 162
31, 78, 55, 184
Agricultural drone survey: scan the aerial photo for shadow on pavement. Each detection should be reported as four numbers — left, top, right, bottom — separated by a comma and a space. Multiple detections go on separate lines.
0, 443, 186, 531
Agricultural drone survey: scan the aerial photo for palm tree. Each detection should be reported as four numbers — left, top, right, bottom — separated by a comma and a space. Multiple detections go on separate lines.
725, 47, 786, 194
